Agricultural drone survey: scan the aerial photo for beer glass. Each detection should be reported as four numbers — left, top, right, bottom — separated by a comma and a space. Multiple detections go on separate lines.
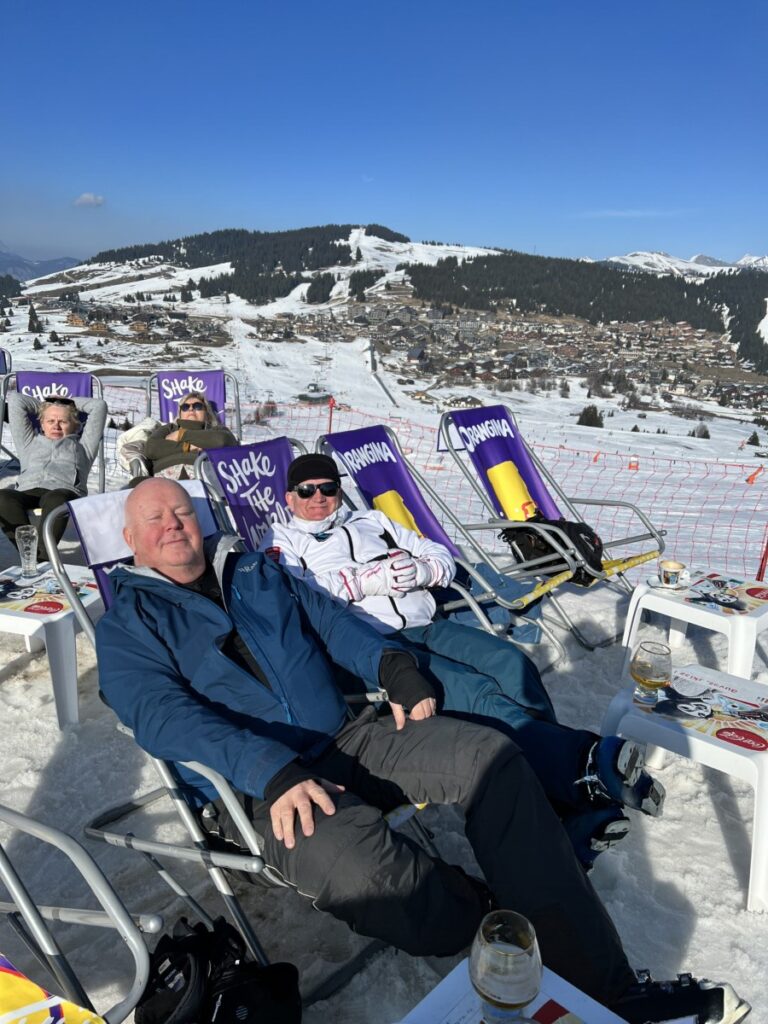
629, 640, 672, 706
469, 910, 542, 1023
15, 525, 39, 582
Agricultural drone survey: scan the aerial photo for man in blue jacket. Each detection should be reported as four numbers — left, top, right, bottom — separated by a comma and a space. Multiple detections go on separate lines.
95, 479, 746, 1024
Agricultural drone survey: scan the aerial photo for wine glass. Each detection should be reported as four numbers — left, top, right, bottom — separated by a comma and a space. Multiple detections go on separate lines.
469, 910, 542, 1024
629, 640, 672, 706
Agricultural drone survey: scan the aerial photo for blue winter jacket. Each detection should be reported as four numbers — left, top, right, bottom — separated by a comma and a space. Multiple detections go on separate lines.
96, 542, 402, 805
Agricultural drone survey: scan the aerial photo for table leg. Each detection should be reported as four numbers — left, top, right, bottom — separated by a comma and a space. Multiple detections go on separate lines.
43, 616, 79, 729
24, 632, 45, 654
668, 617, 688, 649
748, 763, 768, 912
644, 745, 667, 770
727, 619, 756, 679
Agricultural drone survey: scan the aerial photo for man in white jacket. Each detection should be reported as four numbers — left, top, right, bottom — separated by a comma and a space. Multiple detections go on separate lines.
259, 454, 666, 868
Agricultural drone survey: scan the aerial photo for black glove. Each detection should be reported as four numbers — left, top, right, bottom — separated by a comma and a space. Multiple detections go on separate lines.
378, 650, 435, 710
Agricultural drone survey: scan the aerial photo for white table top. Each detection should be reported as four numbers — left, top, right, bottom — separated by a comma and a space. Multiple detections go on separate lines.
397, 959, 631, 1023
624, 664, 768, 755
0, 563, 100, 626
642, 569, 768, 619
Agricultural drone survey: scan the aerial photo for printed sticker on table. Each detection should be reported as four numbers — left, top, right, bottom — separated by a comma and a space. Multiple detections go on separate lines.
716, 728, 768, 751
24, 600, 65, 615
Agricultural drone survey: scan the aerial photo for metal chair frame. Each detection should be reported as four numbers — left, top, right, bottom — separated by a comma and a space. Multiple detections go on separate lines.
43, 490, 276, 967
0, 803, 158, 1024
0, 346, 13, 463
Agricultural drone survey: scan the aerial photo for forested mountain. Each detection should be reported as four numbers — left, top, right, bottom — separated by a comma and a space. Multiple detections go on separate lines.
92, 224, 401, 306
92, 224, 360, 273
0, 274, 22, 301
402, 252, 768, 371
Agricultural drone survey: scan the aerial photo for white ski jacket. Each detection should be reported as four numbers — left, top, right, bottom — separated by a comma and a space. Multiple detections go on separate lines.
260, 508, 455, 633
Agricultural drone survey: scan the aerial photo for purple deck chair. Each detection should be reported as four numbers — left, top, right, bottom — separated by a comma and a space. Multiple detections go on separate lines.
42, 482, 277, 964
146, 368, 242, 437
194, 437, 305, 550
0, 370, 106, 490
319, 423, 569, 657
440, 405, 666, 648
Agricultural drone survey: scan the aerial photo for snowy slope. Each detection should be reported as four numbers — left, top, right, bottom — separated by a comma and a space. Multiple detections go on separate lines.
25, 228, 498, 315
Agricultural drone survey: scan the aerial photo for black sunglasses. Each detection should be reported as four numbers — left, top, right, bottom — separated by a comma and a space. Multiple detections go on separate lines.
180, 401, 206, 411
293, 481, 340, 499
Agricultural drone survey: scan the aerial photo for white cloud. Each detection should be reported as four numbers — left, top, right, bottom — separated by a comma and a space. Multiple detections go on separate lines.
74, 192, 105, 207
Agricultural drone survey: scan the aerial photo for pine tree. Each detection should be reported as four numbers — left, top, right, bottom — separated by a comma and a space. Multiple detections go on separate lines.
747, 430, 760, 446
576, 404, 604, 428
28, 303, 42, 332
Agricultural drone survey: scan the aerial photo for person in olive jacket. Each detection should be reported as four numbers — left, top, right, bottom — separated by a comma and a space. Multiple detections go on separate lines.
143, 390, 236, 479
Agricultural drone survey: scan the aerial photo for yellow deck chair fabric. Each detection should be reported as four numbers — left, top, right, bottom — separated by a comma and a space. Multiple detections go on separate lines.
0, 954, 105, 1024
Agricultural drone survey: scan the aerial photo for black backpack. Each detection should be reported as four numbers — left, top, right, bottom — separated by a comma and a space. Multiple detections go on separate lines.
500, 512, 604, 587
135, 916, 302, 1024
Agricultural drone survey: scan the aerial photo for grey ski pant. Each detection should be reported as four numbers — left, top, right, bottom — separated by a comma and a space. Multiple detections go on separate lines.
211, 710, 635, 1003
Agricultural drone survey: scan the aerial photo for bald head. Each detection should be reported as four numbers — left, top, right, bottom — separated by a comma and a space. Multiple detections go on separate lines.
123, 478, 205, 583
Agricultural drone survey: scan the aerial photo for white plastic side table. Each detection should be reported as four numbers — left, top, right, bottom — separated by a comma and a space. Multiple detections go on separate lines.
603, 664, 768, 912
398, 957, 628, 1023
622, 571, 768, 679
0, 564, 103, 729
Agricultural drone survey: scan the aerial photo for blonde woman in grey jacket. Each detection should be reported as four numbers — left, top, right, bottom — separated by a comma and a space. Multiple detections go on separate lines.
0, 392, 107, 559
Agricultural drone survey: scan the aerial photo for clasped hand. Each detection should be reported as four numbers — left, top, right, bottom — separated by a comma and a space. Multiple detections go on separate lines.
356, 551, 433, 597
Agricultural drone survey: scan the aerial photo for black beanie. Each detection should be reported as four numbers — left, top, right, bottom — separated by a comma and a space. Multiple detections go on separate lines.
287, 453, 341, 490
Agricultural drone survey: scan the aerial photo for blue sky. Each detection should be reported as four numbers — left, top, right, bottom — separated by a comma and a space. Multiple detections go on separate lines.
2, 0, 764, 262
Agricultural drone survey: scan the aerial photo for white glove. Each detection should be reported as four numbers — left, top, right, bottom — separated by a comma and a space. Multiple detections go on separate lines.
337, 551, 418, 601
413, 557, 441, 589
384, 550, 418, 593
338, 562, 390, 601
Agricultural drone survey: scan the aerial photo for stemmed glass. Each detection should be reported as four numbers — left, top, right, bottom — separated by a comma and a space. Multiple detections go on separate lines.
629, 640, 672, 706
469, 910, 542, 1023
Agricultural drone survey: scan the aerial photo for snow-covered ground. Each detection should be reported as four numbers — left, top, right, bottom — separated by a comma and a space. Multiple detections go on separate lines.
2, 549, 767, 1022
2, 256, 768, 1020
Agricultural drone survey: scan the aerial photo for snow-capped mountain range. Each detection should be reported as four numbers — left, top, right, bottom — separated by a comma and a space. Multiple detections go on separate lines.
605, 250, 768, 277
